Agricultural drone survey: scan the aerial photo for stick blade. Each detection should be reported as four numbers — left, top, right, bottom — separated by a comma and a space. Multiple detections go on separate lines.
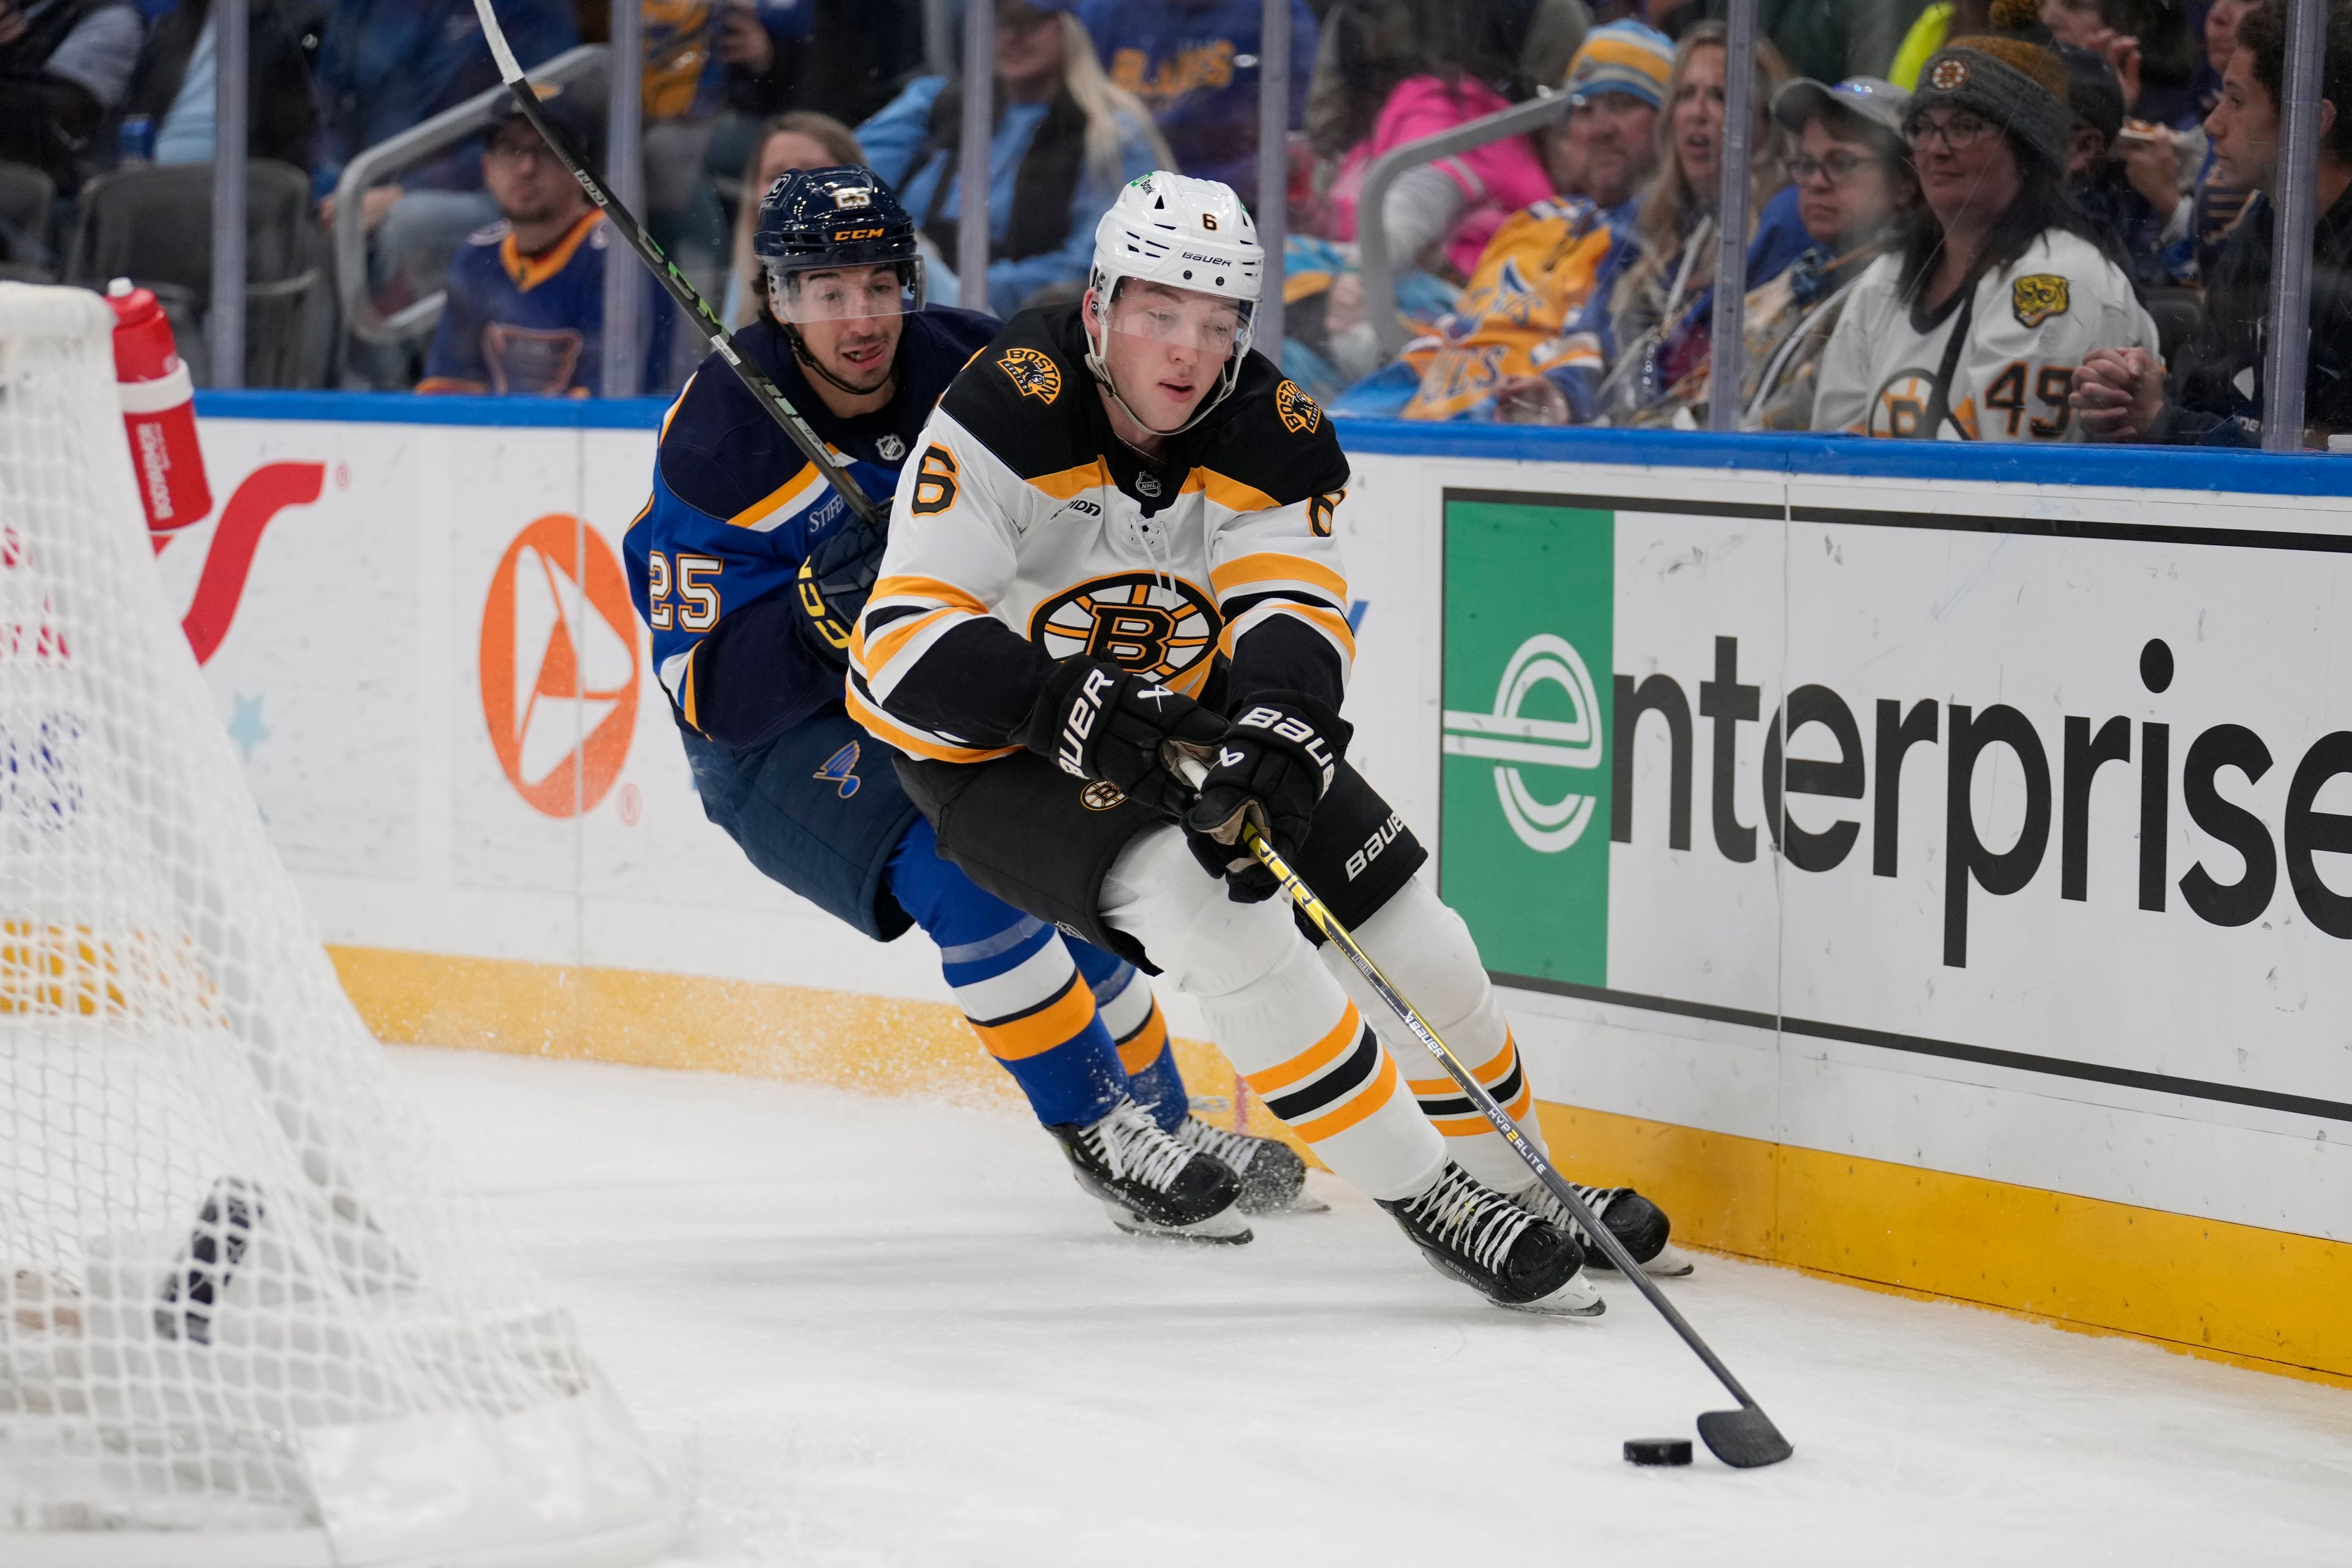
1697, 1407, 1793, 1468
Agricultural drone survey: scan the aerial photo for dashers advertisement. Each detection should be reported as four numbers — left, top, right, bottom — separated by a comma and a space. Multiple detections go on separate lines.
1439, 487, 2352, 1128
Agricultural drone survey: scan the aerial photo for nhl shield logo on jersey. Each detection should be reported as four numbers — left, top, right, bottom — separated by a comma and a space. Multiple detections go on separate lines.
1275, 379, 1322, 435
2011, 274, 2071, 328
1030, 571, 1222, 686
998, 347, 1063, 404
875, 433, 905, 461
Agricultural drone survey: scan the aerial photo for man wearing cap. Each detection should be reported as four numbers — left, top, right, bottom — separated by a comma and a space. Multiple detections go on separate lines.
1812, 34, 2157, 440
417, 90, 671, 396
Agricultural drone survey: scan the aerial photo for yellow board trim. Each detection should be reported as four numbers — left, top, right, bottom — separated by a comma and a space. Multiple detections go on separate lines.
326, 945, 2352, 1389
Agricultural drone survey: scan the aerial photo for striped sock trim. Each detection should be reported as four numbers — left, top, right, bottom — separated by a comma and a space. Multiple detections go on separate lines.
1114, 1000, 1170, 1076
1245, 1008, 1400, 1143
968, 970, 1099, 1061
1409, 1033, 1529, 1132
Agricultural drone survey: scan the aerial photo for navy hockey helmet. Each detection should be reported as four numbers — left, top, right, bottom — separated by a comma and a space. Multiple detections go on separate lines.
752, 165, 925, 322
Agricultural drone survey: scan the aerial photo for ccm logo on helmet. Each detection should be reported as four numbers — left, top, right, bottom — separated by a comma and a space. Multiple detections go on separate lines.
1235, 704, 1336, 791
832, 227, 886, 241
1057, 667, 1118, 778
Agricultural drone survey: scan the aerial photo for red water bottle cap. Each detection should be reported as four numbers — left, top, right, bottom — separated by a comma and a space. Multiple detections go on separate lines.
104, 277, 181, 382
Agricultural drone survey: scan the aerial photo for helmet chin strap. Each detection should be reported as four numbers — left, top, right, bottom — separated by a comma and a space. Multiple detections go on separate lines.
786, 321, 895, 400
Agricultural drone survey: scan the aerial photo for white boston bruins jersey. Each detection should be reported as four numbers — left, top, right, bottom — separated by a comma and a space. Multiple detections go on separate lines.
1812, 228, 2158, 443
848, 306, 1357, 764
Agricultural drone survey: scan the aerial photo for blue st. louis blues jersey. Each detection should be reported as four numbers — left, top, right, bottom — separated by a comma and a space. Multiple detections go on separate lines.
622, 307, 998, 749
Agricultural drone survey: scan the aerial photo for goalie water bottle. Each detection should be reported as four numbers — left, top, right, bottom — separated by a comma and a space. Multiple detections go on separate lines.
104, 276, 212, 540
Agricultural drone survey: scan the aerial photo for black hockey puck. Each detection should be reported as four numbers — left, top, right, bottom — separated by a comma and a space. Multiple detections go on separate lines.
1624, 1438, 1693, 1467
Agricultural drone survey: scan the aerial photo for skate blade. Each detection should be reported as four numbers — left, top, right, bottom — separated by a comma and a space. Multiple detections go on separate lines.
1588, 1243, 1695, 1278
1242, 1185, 1330, 1216
1102, 1202, 1254, 1245
1494, 1271, 1606, 1319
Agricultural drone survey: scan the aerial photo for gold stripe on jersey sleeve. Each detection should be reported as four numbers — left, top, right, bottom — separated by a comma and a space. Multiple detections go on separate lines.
1182, 467, 1282, 514
1218, 601, 1358, 662
727, 461, 828, 530
859, 605, 962, 677
843, 684, 1024, 764
869, 575, 991, 616
659, 372, 697, 439
1025, 458, 1113, 500
1208, 551, 1348, 603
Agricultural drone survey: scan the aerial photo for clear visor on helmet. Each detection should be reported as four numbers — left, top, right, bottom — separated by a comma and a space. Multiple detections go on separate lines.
767, 260, 922, 325
1102, 281, 1251, 358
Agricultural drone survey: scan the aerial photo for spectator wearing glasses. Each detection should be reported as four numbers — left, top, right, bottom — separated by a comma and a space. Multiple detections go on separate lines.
1681, 75, 1921, 430
417, 89, 670, 397
856, 0, 1169, 318
2073, 0, 2352, 445
1813, 35, 2156, 439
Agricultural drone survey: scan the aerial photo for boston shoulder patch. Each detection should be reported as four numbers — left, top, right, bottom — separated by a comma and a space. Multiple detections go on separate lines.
998, 346, 1063, 403
2011, 274, 2070, 328
1275, 378, 1322, 435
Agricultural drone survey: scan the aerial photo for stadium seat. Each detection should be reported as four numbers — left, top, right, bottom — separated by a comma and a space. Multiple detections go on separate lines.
63, 159, 327, 388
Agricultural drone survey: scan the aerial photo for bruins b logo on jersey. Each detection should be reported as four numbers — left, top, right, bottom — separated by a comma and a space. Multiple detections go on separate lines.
998, 347, 1063, 403
2012, 274, 2070, 328
1030, 573, 1222, 686
1275, 379, 1322, 435
1866, 369, 1945, 439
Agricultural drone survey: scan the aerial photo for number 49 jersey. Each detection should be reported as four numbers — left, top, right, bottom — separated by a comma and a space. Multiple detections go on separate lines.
848, 304, 1357, 764
1811, 228, 2158, 442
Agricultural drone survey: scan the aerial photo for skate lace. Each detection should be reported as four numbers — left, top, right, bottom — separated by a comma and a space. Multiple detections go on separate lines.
1403, 1167, 1532, 1274
1172, 1117, 1257, 1172
1528, 1182, 1623, 1240
1090, 1101, 1196, 1193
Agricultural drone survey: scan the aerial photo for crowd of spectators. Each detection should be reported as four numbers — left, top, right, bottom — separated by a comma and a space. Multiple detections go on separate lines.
0, 0, 2343, 445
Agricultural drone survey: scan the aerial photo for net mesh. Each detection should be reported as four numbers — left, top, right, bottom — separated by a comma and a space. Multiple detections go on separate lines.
0, 284, 664, 1561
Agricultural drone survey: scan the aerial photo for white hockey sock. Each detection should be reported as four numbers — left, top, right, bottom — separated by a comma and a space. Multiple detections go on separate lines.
1101, 826, 1446, 1201
1317, 874, 1551, 1195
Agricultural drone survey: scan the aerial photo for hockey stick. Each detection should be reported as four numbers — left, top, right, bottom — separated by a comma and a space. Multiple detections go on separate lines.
469, 0, 882, 526
1180, 764, 1793, 1469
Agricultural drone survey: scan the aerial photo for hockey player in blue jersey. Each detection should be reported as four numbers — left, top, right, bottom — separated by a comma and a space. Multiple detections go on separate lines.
623, 166, 1308, 1241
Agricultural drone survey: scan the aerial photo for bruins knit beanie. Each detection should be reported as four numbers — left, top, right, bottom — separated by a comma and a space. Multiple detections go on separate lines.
1908, 35, 2075, 172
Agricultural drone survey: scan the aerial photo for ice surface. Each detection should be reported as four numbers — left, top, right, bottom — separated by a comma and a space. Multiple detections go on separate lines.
395, 1047, 2352, 1567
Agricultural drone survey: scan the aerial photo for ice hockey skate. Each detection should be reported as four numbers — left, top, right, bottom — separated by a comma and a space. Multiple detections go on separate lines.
1379, 1164, 1603, 1316
1172, 1113, 1325, 1214
1515, 1180, 1695, 1277
1049, 1098, 1253, 1243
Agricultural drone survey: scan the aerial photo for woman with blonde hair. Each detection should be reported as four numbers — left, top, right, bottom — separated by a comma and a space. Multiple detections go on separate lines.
857, 0, 1173, 316
720, 111, 869, 329
1596, 21, 1810, 419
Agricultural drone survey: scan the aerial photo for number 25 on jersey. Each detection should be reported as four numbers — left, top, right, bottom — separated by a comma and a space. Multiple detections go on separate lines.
644, 551, 723, 631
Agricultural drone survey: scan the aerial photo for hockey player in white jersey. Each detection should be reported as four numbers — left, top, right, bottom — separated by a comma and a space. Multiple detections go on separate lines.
848, 172, 1689, 1314
1812, 34, 2158, 441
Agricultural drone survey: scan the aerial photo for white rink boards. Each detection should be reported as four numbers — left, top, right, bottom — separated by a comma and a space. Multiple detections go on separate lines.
163, 395, 2352, 1379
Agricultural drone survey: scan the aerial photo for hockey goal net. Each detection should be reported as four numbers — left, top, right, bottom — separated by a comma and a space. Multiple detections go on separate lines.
0, 283, 668, 1565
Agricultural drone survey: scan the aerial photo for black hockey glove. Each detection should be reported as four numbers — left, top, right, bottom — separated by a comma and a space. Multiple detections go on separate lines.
1024, 656, 1227, 818
794, 508, 889, 671
1184, 694, 1351, 903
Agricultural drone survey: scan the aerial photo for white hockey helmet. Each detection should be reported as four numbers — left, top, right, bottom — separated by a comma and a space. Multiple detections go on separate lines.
1084, 171, 1264, 436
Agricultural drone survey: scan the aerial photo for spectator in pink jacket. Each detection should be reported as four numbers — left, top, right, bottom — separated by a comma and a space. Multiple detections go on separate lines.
1320, 0, 1574, 280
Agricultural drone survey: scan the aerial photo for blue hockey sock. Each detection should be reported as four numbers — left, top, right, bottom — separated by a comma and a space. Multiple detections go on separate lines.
886, 818, 1128, 1128
1068, 940, 1189, 1133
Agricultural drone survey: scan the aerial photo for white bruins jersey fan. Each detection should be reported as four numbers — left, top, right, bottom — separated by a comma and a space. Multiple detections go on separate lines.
1813, 228, 2158, 442
848, 309, 1354, 763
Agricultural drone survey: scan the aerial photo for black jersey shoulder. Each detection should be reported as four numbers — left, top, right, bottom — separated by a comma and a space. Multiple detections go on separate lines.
660, 309, 1000, 519
1184, 346, 1351, 507
933, 304, 1100, 481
